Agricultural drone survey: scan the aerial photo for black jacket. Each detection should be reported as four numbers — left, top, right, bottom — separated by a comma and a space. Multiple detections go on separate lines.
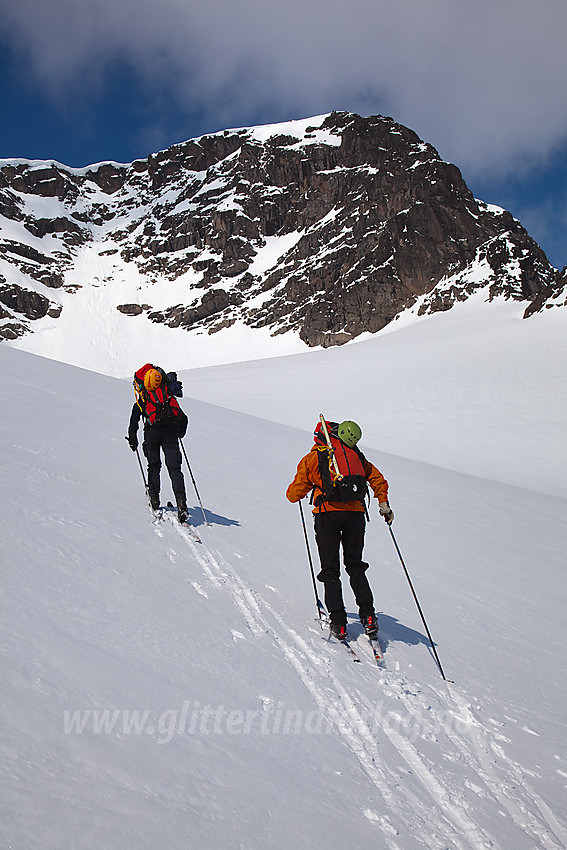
128, 402, 188, 441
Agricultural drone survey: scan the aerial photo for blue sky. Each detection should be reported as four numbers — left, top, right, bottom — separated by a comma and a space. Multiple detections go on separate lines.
1, 0, 565, 269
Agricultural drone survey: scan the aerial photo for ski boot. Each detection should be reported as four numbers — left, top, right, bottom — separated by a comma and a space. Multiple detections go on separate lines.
361, 613, 379, 639
176, 496, 189, 525
330, 622, 348, 641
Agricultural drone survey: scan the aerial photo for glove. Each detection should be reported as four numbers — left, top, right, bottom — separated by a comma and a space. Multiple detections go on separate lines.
126, 435, 138, 452
379, 501, 394, 525
167, 372, 183, 397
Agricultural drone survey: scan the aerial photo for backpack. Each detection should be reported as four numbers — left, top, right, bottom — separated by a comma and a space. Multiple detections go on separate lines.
133, 363, 181, 426
312, 420, 369, 509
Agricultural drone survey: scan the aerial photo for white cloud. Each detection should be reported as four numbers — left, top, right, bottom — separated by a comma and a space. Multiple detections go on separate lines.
2, 0, 567, 176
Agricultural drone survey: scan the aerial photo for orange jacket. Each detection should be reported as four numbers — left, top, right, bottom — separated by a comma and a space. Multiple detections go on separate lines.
286, 444, 389, 513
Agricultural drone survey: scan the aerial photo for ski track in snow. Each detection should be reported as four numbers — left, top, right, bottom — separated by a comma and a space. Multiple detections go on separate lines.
156, 519, 567, 850
183, 533, 441, 849
162, 526, 552, 850
439, 691, 567, 850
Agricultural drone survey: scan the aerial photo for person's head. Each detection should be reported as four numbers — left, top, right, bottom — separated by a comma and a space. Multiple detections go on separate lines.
338, 420, 362, 447
144, 368, 162, 391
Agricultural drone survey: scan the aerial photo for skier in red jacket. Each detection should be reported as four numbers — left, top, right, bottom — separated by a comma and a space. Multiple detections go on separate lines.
127, 365, 189, 522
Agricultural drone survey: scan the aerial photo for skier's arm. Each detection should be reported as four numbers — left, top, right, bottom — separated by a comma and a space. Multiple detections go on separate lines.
177, 407, 188, 438
128, 403, 141, 442
286, 454, 316, 503
363, 460, 389, 503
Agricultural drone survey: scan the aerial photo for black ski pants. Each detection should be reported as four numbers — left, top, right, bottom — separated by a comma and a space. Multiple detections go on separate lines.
142, 424, 186, 502
314, 510, 374, 627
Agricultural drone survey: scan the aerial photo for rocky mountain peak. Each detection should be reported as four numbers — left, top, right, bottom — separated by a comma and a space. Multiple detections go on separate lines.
0, 111, 564, 349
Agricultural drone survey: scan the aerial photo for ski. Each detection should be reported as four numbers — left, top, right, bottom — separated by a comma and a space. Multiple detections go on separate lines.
166, 501, 202, 543
327, 630, 361, 662
180, 521, 202, 543
340, 637, 362, 662
368, 637, 384, 664
317, 616, 363, 663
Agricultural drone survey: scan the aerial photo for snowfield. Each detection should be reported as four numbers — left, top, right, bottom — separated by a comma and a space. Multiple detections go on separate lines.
1, 300, 566, 849
184, 293, 567, 499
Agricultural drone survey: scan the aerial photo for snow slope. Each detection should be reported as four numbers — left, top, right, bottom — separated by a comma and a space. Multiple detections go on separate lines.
1, 344, 566, 850
4, 234, 313, 374
183, 293, 567, 499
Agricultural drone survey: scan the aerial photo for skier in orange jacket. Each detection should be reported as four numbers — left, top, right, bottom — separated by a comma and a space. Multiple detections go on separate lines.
286, 419, 393, 640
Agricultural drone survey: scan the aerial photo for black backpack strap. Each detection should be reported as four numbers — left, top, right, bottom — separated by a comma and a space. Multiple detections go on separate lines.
309, 487, 326, 511
315, 447, 333, 507
353, 446, 370, 519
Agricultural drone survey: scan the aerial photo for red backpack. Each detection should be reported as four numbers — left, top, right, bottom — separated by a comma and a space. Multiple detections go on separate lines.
312, 420, 369, 509
133, 363, 181, 426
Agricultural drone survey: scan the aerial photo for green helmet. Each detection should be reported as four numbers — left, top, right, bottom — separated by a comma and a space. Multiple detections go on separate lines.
338, 420, 362, 447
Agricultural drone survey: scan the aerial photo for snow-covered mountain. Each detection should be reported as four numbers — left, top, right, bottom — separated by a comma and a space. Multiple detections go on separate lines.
1, 301, 566, 848
1, 112, 565, 376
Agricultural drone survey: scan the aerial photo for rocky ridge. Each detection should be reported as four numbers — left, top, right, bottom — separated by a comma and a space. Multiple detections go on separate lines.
0, 112, 564, 346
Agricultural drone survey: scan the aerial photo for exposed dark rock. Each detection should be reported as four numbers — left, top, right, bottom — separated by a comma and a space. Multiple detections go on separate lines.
85, 163, 127, 194
24, 216, 86, 243
149, 288, 239, 330
218, 258, 250, 278
524, 266, 567, 317
0, 284, 51, 319
9, 165, 81, 201
117, 304, 144, 316
0, 188, 24, 221
0, 240, 52, 265
0, 322, 28, 340
35, 271, 65, 289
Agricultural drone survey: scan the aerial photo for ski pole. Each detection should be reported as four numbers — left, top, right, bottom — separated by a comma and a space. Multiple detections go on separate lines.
126, 437, 151, 503
135, 446, 149, 495
388, 525, 452, 682
179, 438, 210, 526
299, 500, 325, 620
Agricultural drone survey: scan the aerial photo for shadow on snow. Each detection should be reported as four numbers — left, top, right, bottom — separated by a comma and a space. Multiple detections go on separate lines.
346, 612, 430, 652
